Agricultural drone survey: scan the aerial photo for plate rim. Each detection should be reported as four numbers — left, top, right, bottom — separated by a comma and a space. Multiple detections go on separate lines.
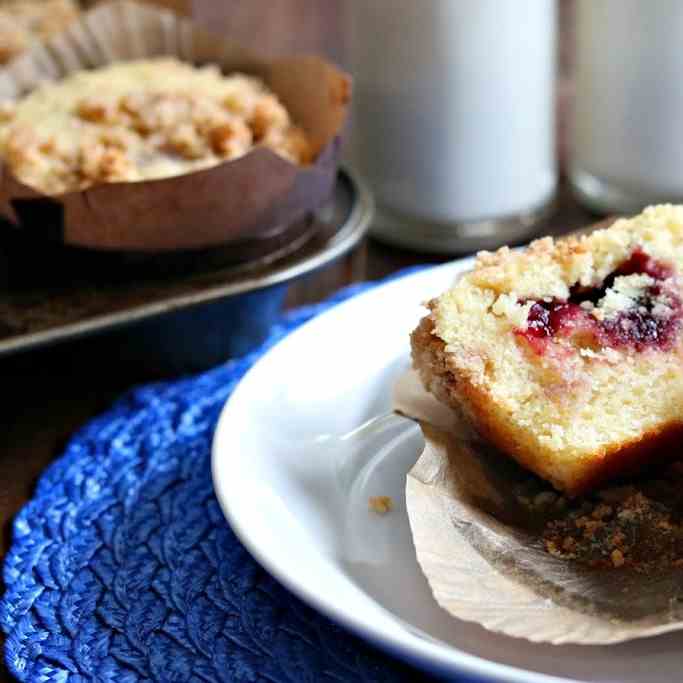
211, 260, 581, 683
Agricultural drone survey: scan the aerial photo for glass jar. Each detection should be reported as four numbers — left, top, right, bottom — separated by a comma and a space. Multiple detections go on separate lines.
344, 0, 558, 252
571, 0, 683, 214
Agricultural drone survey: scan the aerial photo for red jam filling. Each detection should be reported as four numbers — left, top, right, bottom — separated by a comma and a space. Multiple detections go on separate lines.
517, 249, 681, 354
616, 249, 674, 281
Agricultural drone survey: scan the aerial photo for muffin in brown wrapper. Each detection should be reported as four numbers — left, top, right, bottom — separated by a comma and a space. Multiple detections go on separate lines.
0, 0, 351, 251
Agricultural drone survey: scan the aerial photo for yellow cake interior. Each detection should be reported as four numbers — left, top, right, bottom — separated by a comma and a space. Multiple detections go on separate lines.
411, 205, 683, 494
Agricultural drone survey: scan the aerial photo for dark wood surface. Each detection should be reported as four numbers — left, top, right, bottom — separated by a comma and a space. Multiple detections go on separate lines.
0, 184, 596, 680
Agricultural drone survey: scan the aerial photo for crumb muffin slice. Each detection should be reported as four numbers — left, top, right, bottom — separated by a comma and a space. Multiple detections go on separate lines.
411, 204, 683, 495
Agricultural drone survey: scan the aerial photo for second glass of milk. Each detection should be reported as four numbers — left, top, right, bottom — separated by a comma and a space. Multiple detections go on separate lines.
571, 0, 683, 214
345, 0, 557, 253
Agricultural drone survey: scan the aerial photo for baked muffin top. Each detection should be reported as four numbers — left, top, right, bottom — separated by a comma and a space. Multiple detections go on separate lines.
0, 0, 80, 65
0, 57, 313, 194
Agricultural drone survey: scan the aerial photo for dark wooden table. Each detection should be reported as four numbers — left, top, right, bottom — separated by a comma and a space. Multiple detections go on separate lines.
0, 183, 595, 680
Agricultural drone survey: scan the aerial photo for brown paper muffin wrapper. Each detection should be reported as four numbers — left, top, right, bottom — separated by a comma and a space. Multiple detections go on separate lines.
0, 0, 350, 251
394, 369, 683, 645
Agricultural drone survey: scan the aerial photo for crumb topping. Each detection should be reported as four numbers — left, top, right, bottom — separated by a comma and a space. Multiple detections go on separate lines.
594, 274, 656, 321
0, 58, 313, 194
469, 206, 683, 301
491, 293, 534, 328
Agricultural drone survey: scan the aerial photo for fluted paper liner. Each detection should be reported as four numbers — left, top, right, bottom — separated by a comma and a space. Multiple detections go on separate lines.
394, 369, 683, 645
0, 0, 350, 251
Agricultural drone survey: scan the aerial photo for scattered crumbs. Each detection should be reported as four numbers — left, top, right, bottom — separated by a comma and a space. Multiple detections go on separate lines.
539, 462, 683, 573
611, 549, 625, 568
514, 463, 683, 573
369, 496, 393, 515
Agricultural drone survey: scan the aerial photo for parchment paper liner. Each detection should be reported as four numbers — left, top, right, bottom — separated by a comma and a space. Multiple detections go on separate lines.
394, 370, 683, 645
0, 0, 350, 251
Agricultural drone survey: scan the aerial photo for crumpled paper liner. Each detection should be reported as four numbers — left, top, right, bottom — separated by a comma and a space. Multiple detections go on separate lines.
394, 369, 683, 645
0, 0, 350, 251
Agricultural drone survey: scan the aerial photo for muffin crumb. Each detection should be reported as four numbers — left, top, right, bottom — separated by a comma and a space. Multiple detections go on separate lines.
541, 464, 683, 573
369, 496, 393, 515
611, 548, 625, 567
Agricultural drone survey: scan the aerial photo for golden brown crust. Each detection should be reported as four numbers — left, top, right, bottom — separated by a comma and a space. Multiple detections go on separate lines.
411, 313, 563, 488
567, 422, 683, 495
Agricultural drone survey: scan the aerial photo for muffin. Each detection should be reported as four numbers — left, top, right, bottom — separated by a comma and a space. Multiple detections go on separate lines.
411, 205, 683, 495
0, 57, 313, 195
0, 0, 80, 65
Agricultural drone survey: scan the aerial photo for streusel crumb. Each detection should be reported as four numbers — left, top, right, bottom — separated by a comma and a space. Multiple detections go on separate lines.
369, 496, 393, 515
538, 462, 683, 573
0, 58, 313, 194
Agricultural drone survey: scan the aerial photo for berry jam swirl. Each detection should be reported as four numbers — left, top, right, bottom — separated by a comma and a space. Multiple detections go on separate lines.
517, 249, 682, 354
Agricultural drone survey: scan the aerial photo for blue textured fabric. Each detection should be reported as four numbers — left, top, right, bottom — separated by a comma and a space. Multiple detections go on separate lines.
1, 275, 445, 683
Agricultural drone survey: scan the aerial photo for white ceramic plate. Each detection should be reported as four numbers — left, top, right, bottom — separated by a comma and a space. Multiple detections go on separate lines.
212, 261, 683, 683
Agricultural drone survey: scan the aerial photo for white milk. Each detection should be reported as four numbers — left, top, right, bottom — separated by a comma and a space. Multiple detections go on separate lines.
571, 0, 683, 213
344, 0, 557, 252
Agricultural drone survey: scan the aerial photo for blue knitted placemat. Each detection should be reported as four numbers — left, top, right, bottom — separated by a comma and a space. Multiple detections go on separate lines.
0, 276, 446, 683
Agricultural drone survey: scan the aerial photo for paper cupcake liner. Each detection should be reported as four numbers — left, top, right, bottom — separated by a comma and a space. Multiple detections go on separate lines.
0, 0, 350, 251
395, 369, 683, 645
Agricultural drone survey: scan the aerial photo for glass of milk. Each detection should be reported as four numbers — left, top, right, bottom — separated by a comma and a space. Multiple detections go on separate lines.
344, 0, 558, 253
571, 0, 683, 214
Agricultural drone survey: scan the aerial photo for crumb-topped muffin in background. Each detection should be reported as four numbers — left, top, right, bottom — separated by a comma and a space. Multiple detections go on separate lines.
0, 57, 313, 195
411, 205, 683, 496
0, 0, 80, 65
